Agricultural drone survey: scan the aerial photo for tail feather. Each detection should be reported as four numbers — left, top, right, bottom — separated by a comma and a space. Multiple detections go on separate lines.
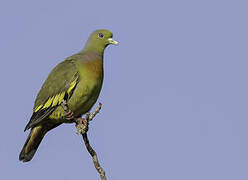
19, 125, 47, 162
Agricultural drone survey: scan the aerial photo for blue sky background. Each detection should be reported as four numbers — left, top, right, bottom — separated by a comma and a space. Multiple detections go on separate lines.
1, 0, 248, 179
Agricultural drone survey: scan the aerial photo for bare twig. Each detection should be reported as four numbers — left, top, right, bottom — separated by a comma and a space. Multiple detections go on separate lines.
88, 103, 102, 121
82, 133, 106, 180
61, 100, 106, 180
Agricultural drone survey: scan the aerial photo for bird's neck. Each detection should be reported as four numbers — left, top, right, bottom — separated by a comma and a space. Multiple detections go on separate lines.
80, 43, 105, 56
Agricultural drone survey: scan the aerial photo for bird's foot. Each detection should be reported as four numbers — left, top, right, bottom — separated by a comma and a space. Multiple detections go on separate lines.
64, 109, 75, 122
75, 117, 88, 134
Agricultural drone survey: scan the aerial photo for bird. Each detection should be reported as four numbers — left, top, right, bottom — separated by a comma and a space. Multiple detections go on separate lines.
19, 29, 118, 162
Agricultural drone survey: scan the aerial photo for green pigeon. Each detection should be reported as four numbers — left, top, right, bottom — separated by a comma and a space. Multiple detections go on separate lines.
19, 29, 118, 162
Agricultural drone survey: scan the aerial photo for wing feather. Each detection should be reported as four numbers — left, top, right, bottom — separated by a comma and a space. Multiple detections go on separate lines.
24, 59, 79, 131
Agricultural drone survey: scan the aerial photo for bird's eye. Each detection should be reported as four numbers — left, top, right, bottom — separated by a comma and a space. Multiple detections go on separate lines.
98, 33, 104, 38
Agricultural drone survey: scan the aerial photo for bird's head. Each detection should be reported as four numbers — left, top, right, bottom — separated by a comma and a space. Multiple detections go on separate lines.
83, 29, 118, 54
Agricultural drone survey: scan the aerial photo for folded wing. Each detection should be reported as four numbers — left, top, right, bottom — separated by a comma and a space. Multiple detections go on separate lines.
24, 59, 79, 131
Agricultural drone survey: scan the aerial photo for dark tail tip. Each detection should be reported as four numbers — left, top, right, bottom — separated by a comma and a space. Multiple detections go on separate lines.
19, 148, 36, 162
19, 126, 46, 162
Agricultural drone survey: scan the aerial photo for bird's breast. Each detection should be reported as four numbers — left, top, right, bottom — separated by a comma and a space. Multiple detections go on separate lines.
68, 59, 103, 117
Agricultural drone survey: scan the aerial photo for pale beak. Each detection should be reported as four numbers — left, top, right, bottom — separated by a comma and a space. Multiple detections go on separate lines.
108, 38, 119, 45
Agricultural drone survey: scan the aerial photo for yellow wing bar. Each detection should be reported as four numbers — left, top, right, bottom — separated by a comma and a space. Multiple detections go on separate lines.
67, 78, 77, 95
34, 79, 78, 112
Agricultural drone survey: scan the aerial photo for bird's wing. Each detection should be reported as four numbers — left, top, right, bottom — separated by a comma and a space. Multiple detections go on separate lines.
24, 59, 79, 131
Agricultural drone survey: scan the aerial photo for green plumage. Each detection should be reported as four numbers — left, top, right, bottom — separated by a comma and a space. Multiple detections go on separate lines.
19, 29, 118, 162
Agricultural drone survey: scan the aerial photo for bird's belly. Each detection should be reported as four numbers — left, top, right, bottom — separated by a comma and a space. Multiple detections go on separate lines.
68, 78, 102, 117
48, 82, 101, 124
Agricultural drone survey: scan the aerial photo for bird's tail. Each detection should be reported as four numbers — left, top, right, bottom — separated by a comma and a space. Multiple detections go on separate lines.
19, 125, 47, 162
